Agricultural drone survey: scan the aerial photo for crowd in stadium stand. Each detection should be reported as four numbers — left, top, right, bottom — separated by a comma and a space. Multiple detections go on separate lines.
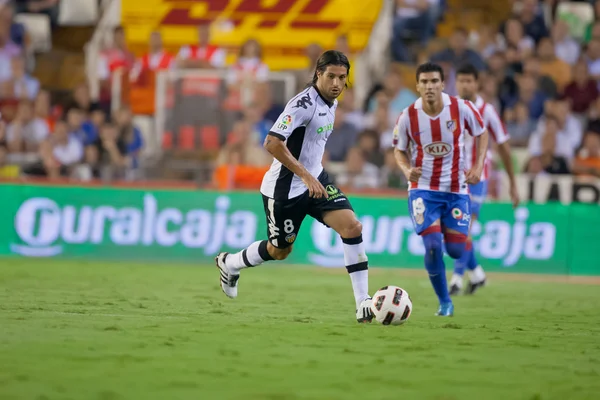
1, 0, 600, 190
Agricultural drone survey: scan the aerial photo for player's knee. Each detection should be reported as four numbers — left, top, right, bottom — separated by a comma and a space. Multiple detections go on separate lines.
444, 233, 468, 259
340, 219, 362, 239
270, 245, 293, 260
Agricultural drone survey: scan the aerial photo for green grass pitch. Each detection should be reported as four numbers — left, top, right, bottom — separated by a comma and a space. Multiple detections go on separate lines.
1, 259, 599, 400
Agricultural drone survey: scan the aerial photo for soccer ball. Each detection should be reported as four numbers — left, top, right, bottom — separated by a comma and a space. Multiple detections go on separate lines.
371, 285, 413, 325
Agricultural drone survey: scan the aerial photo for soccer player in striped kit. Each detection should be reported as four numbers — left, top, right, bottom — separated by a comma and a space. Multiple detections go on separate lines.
393, 62, 489, 316
450, 64, 520, 296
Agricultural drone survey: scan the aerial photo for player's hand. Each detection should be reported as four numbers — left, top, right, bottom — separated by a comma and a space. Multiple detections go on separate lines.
509, 183, 520, 209
466, 168, 482, 184
407, 167, 422, 183
302, 174, 328, 199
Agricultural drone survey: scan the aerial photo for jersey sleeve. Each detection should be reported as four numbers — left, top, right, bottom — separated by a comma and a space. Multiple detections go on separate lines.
484, 105, 510, 144
268, 95, 314, 141
462, 100, 485, 137
392, 111, 410, 151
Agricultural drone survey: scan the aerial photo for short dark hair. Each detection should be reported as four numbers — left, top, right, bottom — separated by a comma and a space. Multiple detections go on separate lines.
416, 62, 444, 82
311, 50, 350, 86
456, 63, 479, 80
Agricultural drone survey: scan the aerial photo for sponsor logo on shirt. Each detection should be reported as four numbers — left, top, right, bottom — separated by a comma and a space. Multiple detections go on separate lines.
424, 142, 452, 158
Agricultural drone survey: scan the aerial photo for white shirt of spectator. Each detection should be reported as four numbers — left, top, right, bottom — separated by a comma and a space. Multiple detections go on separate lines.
555, 38, 580, 65
396, 0, 440, 19
463, 95, 510, 181
528, 116, 582, 162
11, 76, 40, 100
260, 86, 337, 200
177, 45, 226, 68
53, 134, 84, 166
226, 57, 269, 85
393, 93, 485, 194
6, 118, 49, 146
336, 162, 380, 189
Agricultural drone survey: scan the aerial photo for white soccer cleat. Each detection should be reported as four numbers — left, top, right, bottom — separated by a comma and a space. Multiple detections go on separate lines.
356, 297, 374, 323
215, 252, 239, 299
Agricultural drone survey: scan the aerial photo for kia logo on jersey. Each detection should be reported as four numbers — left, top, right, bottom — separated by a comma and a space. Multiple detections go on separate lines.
424, 142, 452, 158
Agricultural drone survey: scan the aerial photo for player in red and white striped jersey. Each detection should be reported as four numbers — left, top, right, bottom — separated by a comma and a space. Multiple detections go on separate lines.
450, 64, 520, 296
393, 62, 489, 316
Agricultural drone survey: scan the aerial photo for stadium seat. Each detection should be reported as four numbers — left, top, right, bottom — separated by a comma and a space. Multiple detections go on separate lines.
13, 14, 52, 53
58, 0, 99, 26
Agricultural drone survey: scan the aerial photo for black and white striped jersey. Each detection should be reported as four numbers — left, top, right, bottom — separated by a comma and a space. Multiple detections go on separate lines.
260, 85, 337, 200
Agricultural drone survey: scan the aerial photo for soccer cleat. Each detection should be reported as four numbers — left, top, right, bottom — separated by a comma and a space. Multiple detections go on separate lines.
465, 278, 486, 295
215, 252, 239, 299
356, 297, 374, 323
435, 302, 454, 317
449, 274, 463, 296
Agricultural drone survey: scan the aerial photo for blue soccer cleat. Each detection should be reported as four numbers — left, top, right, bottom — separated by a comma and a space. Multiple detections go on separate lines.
435, 302, 454, 317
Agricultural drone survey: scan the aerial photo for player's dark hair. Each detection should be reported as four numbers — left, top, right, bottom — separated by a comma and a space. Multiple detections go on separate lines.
456, 63, 479, 80
311, 50, 350, 87
416, 62, 444, 82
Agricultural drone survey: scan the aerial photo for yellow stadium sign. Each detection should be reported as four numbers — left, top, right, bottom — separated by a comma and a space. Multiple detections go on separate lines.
122, 0, 383, 70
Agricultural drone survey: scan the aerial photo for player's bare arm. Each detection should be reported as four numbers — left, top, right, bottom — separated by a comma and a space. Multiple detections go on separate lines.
394, 148, 421, 183
263, 134, 328, 199
496, 141, 520, 208
466, 129, 489, 184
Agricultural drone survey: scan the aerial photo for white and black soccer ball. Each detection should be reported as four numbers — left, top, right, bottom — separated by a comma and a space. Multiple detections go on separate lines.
371, 285, 413, 325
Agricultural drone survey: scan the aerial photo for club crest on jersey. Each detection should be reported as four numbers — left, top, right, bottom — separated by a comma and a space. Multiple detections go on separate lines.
446, 120, 457, 131
424, 142, 452, 158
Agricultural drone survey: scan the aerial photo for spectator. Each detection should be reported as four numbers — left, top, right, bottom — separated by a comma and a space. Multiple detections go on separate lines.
0, 54, 39, 100
225, 39, 269, 110
562, 61, 598, 116
525, 115, 570, 175
130, 31, 174, 84
336, 147, 380, 189
68, 83, 100, 114
471, 25, 502, 60
537, 37, 571, 91
66, 107, 94, 146
97, 26, 135, 109
431, 27, 486, 71
368, 69, 417, 126
551, 19, 579, 66
356, 130, 384, 167
14, 0, 59, 27
33, 90, 54, 132
293, 43, 322, 92
584, 39, 600, 81
114, 107, 143, 169
504, 101, 536, 147
513, 0, 548, 43
572, 132, 600, 178
217, 119, 271, 167
380, 147, 407, 189
25, 120, 84, 178
176, 23, 226, 69
5, 100, 48, 153
324, 107, 358, 162
391, 0, 439, 62
1, 3, 26, 48
513, 74, 547, 119
242, 101, 272, 145
89, 121, 142, 180
522, 56, 556, 98
501, 18, 535, 58
339, 88, 365, 131
0, 13, 21, 82
553, 97, 583, 151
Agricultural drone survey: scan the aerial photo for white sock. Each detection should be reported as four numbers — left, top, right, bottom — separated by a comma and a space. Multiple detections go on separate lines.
468, 265, 486, 283
450, 274, 463, 288
343, 235, 369, 308
226, 240, 274, 273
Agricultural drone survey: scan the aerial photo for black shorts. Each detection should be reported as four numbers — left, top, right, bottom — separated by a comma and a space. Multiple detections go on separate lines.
261, 170, 354, 249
